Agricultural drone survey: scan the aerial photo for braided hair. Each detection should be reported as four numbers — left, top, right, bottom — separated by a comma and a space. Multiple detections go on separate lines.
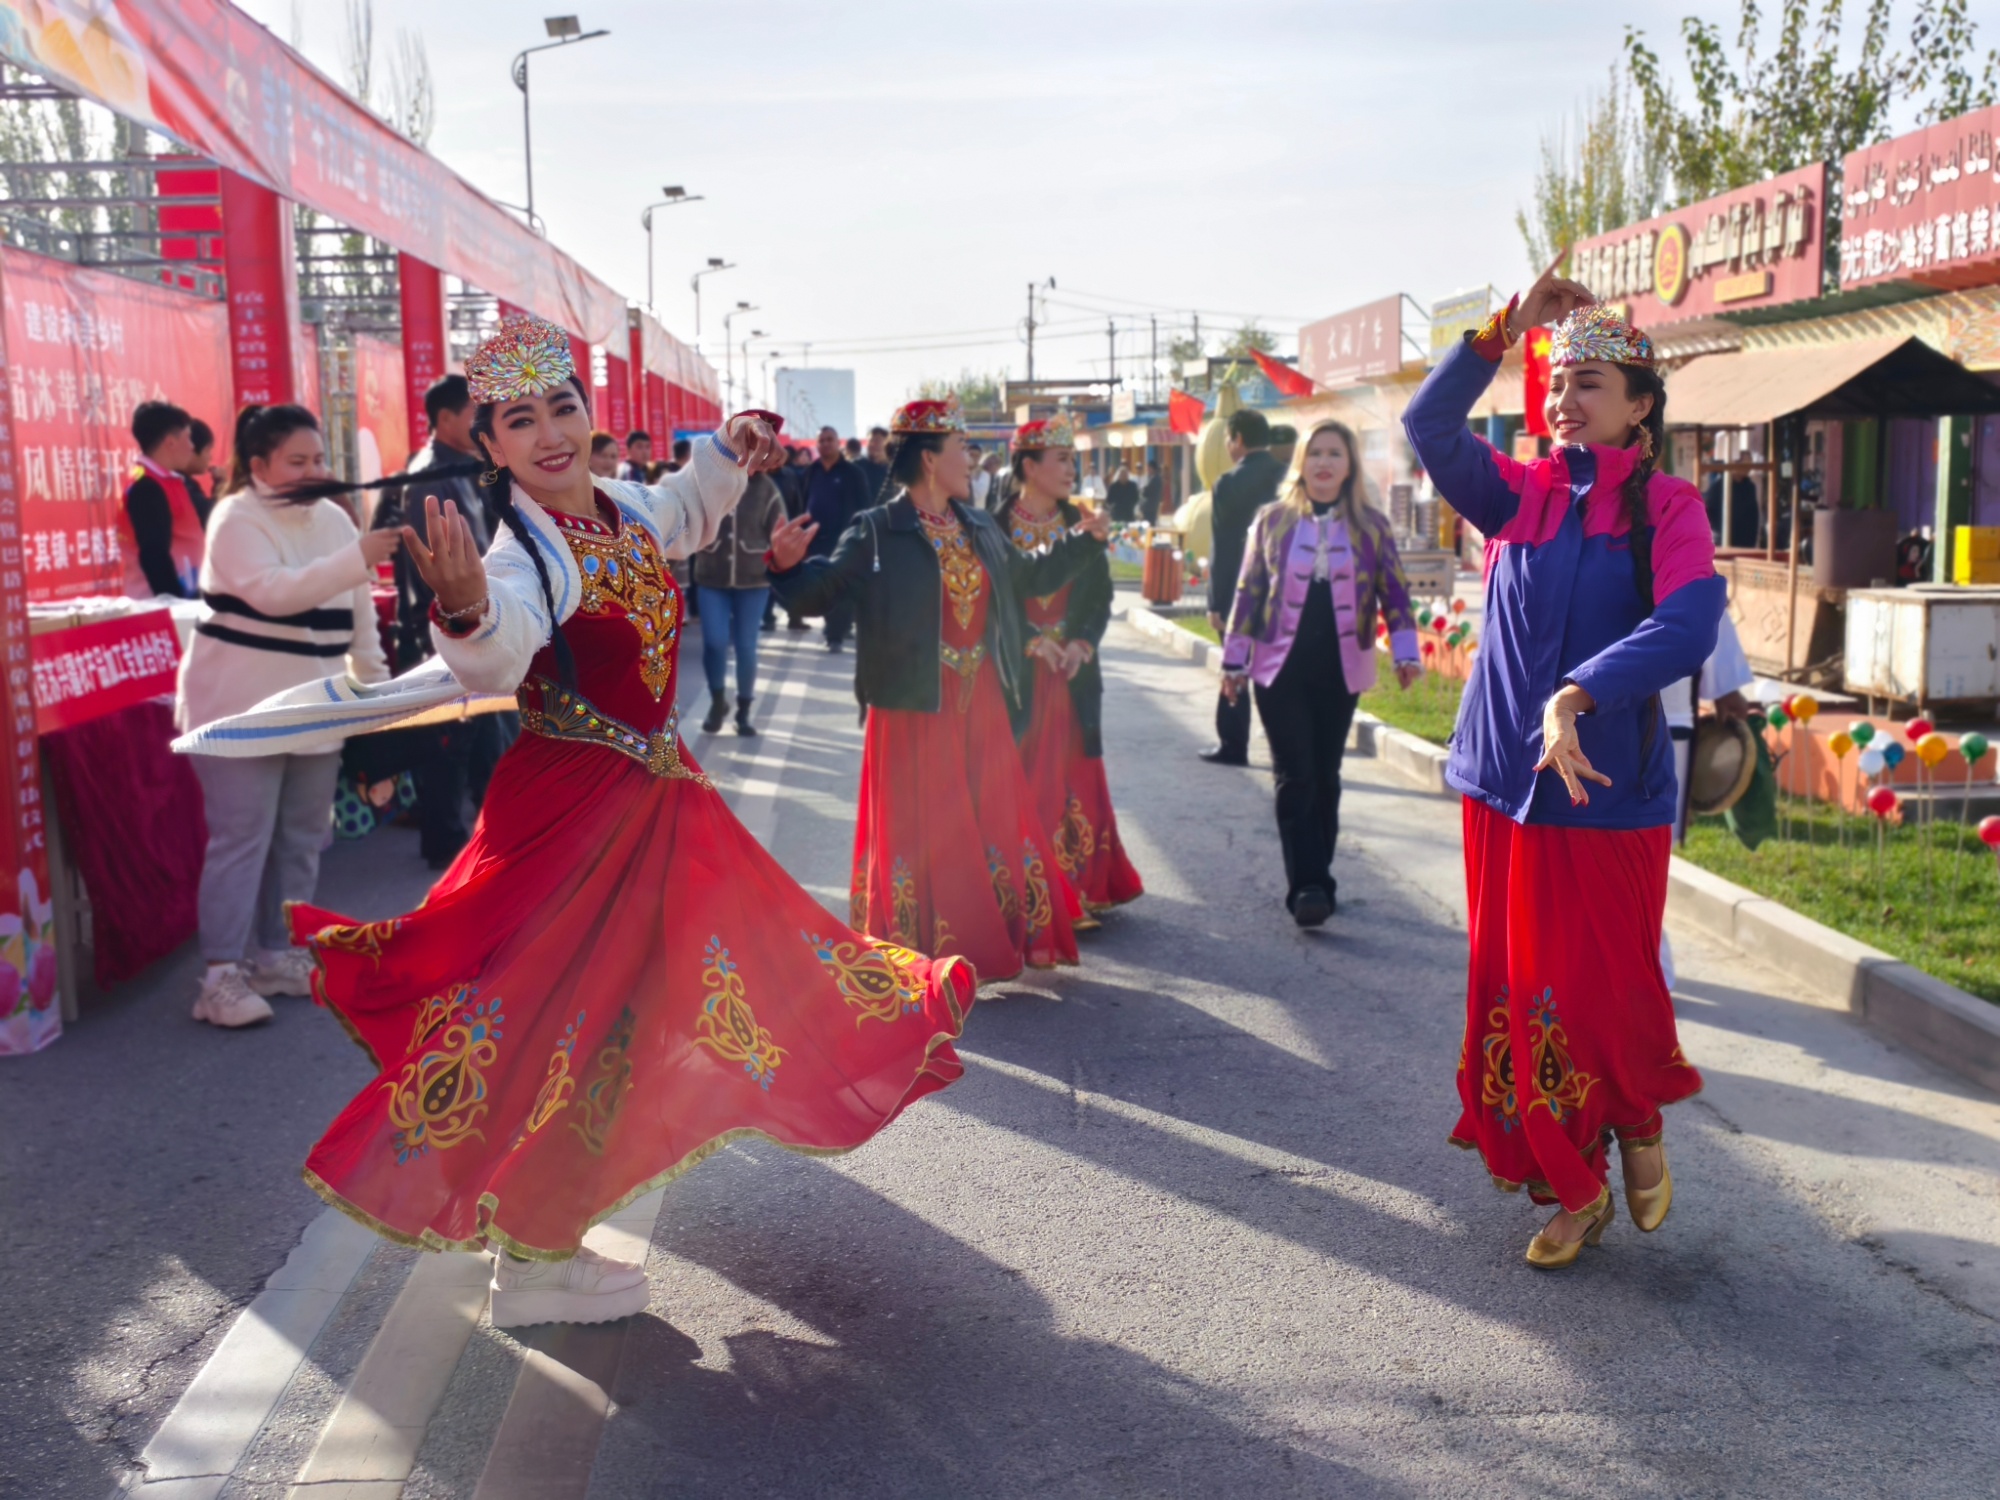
467, 374, 584, 688
1618, 364, 1668, 613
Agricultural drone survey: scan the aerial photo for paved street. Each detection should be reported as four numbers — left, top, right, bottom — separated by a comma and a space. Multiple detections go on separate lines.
7, 607, 2000, 1499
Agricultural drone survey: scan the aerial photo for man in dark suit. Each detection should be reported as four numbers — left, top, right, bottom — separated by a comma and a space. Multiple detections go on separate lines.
1200, 408, 1281, 765
802, 425, 875, 651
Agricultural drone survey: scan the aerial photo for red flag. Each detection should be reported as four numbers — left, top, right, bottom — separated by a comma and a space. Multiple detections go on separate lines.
1250, 347, 1317, 399
1522, 326, 1552, 438
1168, 389, 1206, 436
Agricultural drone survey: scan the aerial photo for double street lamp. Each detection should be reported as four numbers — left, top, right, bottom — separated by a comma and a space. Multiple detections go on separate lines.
722, 301, 759, 409
690, 256, 735, 341
641, 186, 704, 310
513, 16, 609, 225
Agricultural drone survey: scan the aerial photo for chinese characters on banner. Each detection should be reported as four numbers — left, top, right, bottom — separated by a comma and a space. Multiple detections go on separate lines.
2, 246, 232, 603
1570, 163, 1825, 323
0, 253, 61, 1055
1298, 295, 1404, 389
1840, 110, 2000, 290
30, 609, 181, 736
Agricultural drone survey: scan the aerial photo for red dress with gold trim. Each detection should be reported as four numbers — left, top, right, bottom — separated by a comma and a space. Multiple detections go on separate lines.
1010, 509, 1144, 915
850, 507, 1080, 980
289, 501, 975, 1258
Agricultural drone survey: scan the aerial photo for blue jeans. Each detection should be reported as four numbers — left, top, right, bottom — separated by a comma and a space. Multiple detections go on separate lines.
696, 585, 768, 699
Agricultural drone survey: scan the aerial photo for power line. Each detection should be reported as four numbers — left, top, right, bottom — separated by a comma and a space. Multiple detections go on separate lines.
1048, 287, 1320, 325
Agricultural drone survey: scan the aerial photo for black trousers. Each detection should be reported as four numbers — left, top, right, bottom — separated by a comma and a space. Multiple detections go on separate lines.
824, 596, 856, 648
1214, 684, 1252, 758
1252, 635, 1359, 907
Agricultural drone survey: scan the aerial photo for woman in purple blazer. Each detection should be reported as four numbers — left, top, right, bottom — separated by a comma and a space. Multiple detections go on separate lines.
1221, 421, 1421, 928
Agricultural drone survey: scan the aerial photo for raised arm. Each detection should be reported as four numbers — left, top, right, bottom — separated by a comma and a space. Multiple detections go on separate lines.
1401, 339, 1529, 539
767, 509, 878, 618
632, 412, 782, 560
1564, 486, 1725, 713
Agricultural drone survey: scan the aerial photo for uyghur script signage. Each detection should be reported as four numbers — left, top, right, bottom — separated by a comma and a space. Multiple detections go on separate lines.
1429, 289, 1491, 359
1570, 163, 1826, 324
1840, 108, 2000, 289
1298, 295, 1403, 388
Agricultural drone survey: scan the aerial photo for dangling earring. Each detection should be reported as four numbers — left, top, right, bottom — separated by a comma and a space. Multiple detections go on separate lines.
1635, 425, 1655, 461
478, 466, 500, 487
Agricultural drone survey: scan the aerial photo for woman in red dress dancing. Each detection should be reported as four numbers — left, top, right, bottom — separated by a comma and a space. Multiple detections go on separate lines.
188, 318, 977, 1328
767, 397, 1110, 981
996, 415, 1143, 922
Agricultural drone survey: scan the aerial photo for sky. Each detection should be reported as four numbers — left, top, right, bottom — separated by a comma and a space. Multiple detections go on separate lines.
237, 0, 1997, 426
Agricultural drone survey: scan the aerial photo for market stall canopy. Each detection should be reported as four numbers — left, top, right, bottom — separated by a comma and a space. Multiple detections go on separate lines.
0, 0, 630, 345
1664, 336, 2000, 426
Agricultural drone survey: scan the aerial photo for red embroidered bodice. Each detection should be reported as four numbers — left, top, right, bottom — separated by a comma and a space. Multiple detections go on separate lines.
918, 506, 990, 710
1008, 507, 1071, 636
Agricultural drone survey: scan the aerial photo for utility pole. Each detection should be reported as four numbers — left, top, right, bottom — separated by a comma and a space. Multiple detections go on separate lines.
1150, 315, 1158, 403
1106, 319, 1117, 388
1025, 281, 1038, 385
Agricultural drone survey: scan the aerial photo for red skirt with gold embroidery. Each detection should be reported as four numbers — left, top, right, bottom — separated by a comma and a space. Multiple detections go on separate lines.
1451, 797, 1701, 1214
289, 731, 975, 1258
851, 659, 1080, 981
1019, 663, 1143, 912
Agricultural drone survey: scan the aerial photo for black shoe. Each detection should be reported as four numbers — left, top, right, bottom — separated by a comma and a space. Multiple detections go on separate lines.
700, 692, 728, 734
786, 618, 811, 632
734, 696, 759, 736
1198, 745, 1249, 766
827, 638, 845, 653
1291, 888, 1334, 928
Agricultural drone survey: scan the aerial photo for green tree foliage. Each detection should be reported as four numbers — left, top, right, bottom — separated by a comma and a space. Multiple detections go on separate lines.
1517, 72, 1665, 272
1623, 0, 1999, 208
1218, 321, 1277, 358
913, 369, 1007, 415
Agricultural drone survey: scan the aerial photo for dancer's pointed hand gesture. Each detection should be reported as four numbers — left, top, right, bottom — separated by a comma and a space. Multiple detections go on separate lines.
768, 512, 819, 573
402, 495, 488, 618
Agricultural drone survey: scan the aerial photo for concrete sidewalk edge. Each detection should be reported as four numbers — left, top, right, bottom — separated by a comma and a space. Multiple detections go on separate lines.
1124, 600, 2000, 1098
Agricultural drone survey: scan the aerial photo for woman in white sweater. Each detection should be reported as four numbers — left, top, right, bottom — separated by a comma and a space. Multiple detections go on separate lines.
176, 404, 398, 1028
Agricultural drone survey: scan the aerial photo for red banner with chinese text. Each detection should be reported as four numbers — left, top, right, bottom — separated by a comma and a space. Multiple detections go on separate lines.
398, 255, 447, 449
3, 247, 232, 603
0, 0, 628, 346
350, 333, 410, 482
30, 609, 180, 736
0, 252, 59, 1054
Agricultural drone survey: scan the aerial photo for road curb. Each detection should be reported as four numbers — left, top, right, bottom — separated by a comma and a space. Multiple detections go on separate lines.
1124, 600, 2000, 1097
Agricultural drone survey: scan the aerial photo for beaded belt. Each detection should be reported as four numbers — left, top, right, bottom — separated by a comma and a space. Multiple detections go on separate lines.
517, 677, 712, 787
939, 643, 986, 713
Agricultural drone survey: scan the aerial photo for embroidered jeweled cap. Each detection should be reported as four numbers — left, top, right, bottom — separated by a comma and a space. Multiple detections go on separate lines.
1549, 304, 1655, 369
466, 314, 576, 404
1011, 413, 1076, 452
891, 396, 965, 436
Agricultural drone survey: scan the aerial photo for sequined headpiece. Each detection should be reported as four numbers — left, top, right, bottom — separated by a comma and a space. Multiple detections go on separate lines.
466, 315, 576, 404
1549, 304, 1655, 369
1011, 413, 1075, 452
891, 396, 965, 436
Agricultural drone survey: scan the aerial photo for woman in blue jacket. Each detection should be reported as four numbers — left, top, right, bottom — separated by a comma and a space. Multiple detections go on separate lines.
1403, 272, 1724, 1269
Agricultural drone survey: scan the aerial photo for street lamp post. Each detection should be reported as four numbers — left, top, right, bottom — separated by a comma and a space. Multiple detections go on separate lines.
740, 331, 767, 411
513, 16, 610, 224
690, 257, 735, 342
722, 301, 758, 410
641, 186, 704, 310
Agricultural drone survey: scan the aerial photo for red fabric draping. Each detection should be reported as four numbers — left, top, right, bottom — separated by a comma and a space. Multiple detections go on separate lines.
1168, 390, 1206, 436
42, 700, 203, 987
1251, 348, 1318, 399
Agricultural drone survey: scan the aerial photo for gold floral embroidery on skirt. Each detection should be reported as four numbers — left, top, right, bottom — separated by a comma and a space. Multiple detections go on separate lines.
1054, 794, 1097, 874
1476, 985, 1599, 1131
987, 844, 1020, 921
522, 1010, 585, 1137
568, 1006, 635, 1156
802, 930, 925, 1025
890, 857, 919, 945
386, 986, 504, 1164
694, 937, 785, 1089
1020, 840, 1054, 940
313, 918, 403, 970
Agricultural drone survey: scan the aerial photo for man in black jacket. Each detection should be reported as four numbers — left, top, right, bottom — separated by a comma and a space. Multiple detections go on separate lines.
801, 425, 875, 651
1201, 408, 1281, 765
370, 374, 498, 867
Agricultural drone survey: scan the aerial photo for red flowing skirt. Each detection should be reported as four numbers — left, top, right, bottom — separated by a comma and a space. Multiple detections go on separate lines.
1019, 665, 1143, 913
852, 660, 1080, 981
1451, 798, 1701, 1214
290, 732, 975, 1258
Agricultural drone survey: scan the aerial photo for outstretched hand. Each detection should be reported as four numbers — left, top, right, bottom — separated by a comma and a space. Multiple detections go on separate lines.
724, 413, 785, 473
1533, 683, 1610, 806
1071, 508, 1111, 543
400, 495, 487, 617
1510, 248, 1594, 340
768, 512, 819, 572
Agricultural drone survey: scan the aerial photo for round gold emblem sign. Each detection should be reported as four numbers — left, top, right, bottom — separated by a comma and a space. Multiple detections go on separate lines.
1654, 224, 1690, 306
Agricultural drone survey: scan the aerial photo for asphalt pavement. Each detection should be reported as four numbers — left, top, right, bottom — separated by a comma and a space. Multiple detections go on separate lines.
5, 605, 1999, 1499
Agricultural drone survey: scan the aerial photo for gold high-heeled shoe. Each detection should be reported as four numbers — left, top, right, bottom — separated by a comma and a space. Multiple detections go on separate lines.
1525, 1191, 1614, 1270
1621, 1133, 1673, 1233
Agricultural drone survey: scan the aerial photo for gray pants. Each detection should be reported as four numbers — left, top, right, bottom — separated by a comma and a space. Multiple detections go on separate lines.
192, 752, 342, 962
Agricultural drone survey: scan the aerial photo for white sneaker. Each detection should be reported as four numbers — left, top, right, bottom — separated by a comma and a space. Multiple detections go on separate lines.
490, 1244, 650, 1329
247, 946, 316, 998
192, 966, 275, 1028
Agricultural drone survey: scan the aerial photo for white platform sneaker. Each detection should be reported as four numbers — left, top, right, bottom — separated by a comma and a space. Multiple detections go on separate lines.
192, 966, 275, 1028
490, 1245, 650, 1329
248, 946, 316, 998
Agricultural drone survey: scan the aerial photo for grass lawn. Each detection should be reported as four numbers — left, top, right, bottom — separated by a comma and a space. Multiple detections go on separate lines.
1176, 615, 1220, 644
1681, 801, 2000, 1003
1109, 559, 1145, 585
1361, 671, 1463, 747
